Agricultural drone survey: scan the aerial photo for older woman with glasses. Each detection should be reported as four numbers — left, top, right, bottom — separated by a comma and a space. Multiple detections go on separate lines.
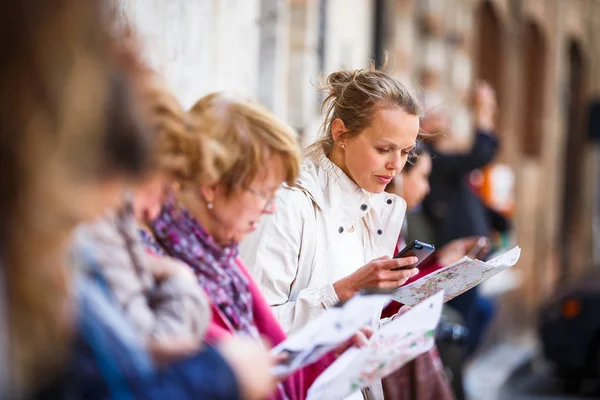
140, 92, 304, 400
143, 93, 369, 400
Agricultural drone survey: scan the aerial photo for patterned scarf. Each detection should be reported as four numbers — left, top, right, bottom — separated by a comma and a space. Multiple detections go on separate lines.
151, 201, 260, 338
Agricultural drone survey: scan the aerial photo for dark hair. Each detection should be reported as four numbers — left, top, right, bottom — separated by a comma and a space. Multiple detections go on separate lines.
402, 142, 430, 174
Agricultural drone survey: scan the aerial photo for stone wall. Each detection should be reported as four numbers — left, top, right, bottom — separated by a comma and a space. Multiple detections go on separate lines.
121, 0, 600, 336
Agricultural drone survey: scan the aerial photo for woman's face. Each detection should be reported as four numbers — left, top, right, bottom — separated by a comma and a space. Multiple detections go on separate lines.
401, 153, 432, 210
201, 157, 284, 246
337, 107, 420, 193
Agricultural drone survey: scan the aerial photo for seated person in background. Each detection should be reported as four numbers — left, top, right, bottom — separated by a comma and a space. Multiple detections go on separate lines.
385, 143, 487, 400
421, 81, 499, 358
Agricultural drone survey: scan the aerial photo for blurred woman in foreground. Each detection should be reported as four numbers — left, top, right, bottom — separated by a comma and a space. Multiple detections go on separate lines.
0, 1, 274, 398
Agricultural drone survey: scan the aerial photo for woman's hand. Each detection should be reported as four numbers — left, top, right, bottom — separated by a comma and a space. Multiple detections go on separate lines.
149, 336, 202, 366
333, 256, 419, 302
473, 80, 497, 132
436, 236, 490, 266
333, 326, 374, 357
218, 336, 277, 400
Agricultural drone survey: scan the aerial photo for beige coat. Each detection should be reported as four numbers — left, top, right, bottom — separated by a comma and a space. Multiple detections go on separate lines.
241, 153, 407, 399
76, 209, 210, 341
242, 153, 406, 332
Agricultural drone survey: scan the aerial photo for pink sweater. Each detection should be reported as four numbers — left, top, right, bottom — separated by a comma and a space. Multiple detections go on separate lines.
205, 258, 307, 400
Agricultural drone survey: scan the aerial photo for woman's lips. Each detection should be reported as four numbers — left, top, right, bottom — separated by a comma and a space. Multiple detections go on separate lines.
375, 175, 393, 184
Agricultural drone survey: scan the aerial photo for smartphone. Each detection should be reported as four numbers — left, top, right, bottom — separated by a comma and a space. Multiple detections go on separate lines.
392, 240, 435, 270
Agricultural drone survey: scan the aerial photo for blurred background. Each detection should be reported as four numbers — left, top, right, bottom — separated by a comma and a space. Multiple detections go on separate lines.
119, 0, 600, 398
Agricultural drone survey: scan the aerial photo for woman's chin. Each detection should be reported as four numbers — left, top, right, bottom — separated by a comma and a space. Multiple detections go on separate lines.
363, 182, 387, 194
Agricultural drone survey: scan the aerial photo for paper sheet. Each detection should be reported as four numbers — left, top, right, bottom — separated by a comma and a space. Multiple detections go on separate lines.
307, 291, 444, 400
271, 292, 392, 377
393, 246, 521, 306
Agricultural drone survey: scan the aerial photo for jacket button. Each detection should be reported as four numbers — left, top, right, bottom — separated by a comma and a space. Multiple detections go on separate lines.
360, 204, 368, 211
387, 199, 392, 205
377, 229, 383, 235
338, 226, 344, 233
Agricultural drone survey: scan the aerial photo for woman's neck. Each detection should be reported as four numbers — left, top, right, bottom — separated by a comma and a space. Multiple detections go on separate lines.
138, 218, 157, 239
328, 147, 356, 185
177, 189, 223, 247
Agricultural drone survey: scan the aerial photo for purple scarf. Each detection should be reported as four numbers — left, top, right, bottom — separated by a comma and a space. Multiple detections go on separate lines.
151, 201, 259, 338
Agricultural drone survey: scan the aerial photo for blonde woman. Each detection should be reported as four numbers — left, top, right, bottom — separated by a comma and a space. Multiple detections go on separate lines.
241, 66, 454, 399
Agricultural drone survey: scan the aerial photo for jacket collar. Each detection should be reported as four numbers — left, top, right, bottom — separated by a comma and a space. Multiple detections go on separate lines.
295, 151, 378, 224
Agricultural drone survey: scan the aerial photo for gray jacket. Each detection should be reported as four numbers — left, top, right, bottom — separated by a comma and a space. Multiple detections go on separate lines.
75, 209, 210, 341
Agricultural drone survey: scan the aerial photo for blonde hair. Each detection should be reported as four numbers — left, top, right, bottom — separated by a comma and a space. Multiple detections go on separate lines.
137, 75, 228, 185
307, 63, 423, 158
188, 93, 301, 192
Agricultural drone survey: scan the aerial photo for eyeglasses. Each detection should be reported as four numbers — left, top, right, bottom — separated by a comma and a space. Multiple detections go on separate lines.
245, 187, 278, 210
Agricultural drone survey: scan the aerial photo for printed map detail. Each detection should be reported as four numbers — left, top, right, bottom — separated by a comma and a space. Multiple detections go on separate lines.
393, 246, 521, 306
307, 292, 444, 400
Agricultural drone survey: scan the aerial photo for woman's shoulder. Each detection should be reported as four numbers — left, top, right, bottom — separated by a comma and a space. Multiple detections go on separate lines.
275, 182, 316, 218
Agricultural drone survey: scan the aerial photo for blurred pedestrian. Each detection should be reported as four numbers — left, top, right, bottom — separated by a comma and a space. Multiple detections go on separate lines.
422, 81, 499, 357
0, 1, 276, 398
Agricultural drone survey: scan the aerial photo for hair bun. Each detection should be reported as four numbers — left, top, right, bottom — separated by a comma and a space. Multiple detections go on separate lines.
325, 70, 356, 96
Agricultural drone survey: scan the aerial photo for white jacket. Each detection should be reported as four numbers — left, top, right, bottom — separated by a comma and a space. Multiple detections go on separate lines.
241, 152, 406, 334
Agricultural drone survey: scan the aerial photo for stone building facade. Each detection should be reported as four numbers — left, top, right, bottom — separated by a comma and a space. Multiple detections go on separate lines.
121, 0, 600, 339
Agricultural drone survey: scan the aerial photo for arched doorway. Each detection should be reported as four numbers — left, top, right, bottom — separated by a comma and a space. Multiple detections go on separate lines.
476, 1, 504, 111
521, 21, 546, 157
560, 39, 586, 278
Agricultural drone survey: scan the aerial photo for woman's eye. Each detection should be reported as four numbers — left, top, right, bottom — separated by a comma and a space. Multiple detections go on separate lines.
377, 148, 390, 154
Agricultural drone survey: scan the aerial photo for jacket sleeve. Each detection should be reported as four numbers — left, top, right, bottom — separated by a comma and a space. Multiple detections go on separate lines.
78, 215, 161, 338
240, 188, 339, 334
80, 215, 211, 342
144, 254, 211, 341
129, 346, 242, 400
70, 271, 241, 400
431, 131, 499, 176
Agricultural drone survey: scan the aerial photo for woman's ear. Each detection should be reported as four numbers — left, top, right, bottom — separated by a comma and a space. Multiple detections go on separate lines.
331, 118, 349, 146
198, 184, 216, 204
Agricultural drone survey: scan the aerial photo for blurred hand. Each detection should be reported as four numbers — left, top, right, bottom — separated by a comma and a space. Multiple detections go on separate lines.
333, 256, 419, 302
149, 336, 202, 366
422, 111, 450, 135
436, 236, 490, 266
333, 326, 374, 357
465, 236, 491, 259
149, 256, 195, 282
218, 336, 277, 400
473, 80, 497, 132
392, 305, 413, 320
